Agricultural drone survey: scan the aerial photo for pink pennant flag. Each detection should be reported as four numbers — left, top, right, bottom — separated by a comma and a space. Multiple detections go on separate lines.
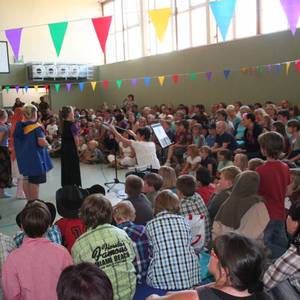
103, 80, 109, 89
280, 0, 300, 35
5, 28, 23, 61
66, 83, 72, 92
295, 60, 300, 72
92, 16, 112, 54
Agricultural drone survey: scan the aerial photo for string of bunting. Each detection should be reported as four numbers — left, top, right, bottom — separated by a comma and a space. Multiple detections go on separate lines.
2, 58, 300, 94
1, 0, 300, 63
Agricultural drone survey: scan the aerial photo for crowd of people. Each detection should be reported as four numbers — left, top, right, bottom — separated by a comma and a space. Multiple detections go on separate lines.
0, 94, 300, 299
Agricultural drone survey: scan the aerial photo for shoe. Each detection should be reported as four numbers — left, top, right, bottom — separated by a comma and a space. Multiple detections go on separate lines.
0, 192, 12, 199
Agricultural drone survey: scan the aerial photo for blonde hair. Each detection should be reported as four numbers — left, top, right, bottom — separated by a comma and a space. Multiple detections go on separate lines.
23, 104, 37, 120
200, 145, 211, 155
113, 201, 136, 221
220, 166, 241, 183
187, 144, 199, 159
290, 169, 300, 195
88, 140, 99, 147
158, 166, 177, 189
234, 153, 248, 171
248, 158, 264, 171
154, 190, 180, 215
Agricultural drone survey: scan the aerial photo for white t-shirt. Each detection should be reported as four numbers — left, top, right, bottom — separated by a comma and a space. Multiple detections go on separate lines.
46, 124, 58, 136
131, 140, 160, 170
186, 155, 202, 167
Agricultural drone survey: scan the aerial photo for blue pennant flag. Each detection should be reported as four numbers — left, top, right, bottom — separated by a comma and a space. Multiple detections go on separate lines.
144, 77, 152, 87
78, 82, 85, 92
210, 0, 237, 41
275, 63, 282, 73
224, 69, 231, 79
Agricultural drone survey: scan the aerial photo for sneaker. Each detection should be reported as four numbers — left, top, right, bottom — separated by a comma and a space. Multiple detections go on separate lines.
0, 192, 12, 199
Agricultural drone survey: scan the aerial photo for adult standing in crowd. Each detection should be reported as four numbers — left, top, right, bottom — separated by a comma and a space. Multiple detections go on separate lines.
60, 106, 82, 187
14, 104, 53, 201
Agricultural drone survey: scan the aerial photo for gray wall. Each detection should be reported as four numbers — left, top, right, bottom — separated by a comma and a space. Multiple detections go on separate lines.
99, 30, 300, 107
1, 29, 300, 110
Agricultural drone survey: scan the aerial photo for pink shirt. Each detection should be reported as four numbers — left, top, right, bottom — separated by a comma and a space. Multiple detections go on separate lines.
2, 237, 72, 300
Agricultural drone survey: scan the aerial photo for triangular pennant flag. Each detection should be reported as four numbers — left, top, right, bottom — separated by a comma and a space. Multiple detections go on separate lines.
144, 77, 152, 87
34, 85, 39, 92
205, 72, 213, 80
280, 0, 300, 35
190, 72, 197, 81
66, 83, 72, 92
158, 76, 165, 86
240, 67, 247, 74
275, 64, 282, 73
267, 64, 272, 72
91, 81, 97, 92
24, 85, 29, 92
116, 79, 123, 89
258, 65, 264, 74
209, 0, 237, 41
148, 8, 172, 42
55, 83, 61, 93
48, 22, 68, 56
286, 62, 291, 75
103, 80, 109, 89
92, 16, 112, 54
78, 82, 85, 92
5, 86, 10, 93
131, 78, 138, 87
224, 69, 231, 79
295, 60, 300, 72
15, 85, 20, 93
172, 74, 179, 84
45, 84, 49, 92
5, 28, 23, 61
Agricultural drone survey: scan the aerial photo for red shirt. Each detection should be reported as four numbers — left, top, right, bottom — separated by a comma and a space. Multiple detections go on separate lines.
55, 218, 85, 252
196, 184, 216, 206
256, 161, 290, 220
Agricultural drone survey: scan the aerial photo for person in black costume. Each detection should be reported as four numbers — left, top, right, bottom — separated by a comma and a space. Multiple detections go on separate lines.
60, 106, 81, 187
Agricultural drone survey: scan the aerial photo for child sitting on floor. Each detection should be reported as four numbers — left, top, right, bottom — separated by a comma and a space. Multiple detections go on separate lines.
199, 146, 217, 180
81, 140, 105, 164
196, 167, 216, 206
234, 153, 248, 171
181, 144, 202, 176
142, 173, 163, 206
217, 149, 234, 172
2, 201, 72, 300
113, 201, 150, 283
146, 190, 200, 290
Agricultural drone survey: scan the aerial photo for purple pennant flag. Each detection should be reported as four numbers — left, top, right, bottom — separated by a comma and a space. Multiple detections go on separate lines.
205, 72, 213, 80
66, 83, 72, 91
267, 64, 272, 72
15, 85, 20, 93
5, 28, 23, 61
131, 78, 138, 87
280, 0, 300, 35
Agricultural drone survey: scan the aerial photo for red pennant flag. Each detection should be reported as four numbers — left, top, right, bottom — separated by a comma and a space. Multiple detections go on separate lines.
172, 74, 179, 84
295, 60, 300, 72
92, 16, 112, 54
45, 84, 49, 92
103, 80, 109, 89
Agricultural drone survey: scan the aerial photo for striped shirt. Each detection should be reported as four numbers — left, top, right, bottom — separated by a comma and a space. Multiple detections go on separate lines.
146, 211, 200, 290
72, 224, 136, 300
263, 244, 300, 293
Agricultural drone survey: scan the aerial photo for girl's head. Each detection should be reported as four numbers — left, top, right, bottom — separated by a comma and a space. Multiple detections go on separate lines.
23, 104, 37, 121
200, 145, 211, 159
78, 136, 86, 146
136, 126, 151, 141
209, 233, 266, 294
218, 149, 232, 162
158, 166, 177, 189
60, 106, 74, 121
287, 201, 300, 248
286, 169, 300, 198
272, 121, 287, 137
187, 144, 199, 158
248, 158, 264, 171
0, 109, 8, 122
234, 153, 248, 171
287, 119, 300, 135
192, 124, 202, 136
154, 190, 180, 215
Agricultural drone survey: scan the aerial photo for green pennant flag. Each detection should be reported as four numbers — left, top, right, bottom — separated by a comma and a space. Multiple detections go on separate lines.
258, 65, 264, 74
55, 83, 61, 93
116, 79, 123, 89
48, 22, 68, 56
190, 72, 197, 81
5, 85, 10, 93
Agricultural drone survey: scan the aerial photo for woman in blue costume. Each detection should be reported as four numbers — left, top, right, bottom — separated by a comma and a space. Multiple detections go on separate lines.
14, 104, 53, 201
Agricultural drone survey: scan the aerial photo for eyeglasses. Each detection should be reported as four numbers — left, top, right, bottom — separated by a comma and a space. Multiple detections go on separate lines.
210, 249, 218, 259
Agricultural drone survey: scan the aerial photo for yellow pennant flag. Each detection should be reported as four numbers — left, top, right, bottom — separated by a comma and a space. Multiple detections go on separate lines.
158, 76, 165, 86
34, 85, 39, 92
148, 8, 172, 42
286, 62, 291, 75
91, 81, 97, 92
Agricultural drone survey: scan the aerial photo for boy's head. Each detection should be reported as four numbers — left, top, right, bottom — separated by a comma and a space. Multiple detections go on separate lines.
176, 175, 196, 198
217, 166, 241, 191
88, 140, 98, 150
125, 175, 143, 197
20, 201, 52, 238
79, 194, 112, 229
200, 145, 211, 158
143, 173, 163, 193
287, 119, 300, 134
154, 190, 180, 215
248, 158, 264, 171
218, 149, 232, 162
258, 131, 284, 159
113, 201, 136, 224
196, 167, 211, 187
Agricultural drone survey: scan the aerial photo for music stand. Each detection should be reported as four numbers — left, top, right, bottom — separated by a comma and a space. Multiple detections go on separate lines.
151, 123, 173, 149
